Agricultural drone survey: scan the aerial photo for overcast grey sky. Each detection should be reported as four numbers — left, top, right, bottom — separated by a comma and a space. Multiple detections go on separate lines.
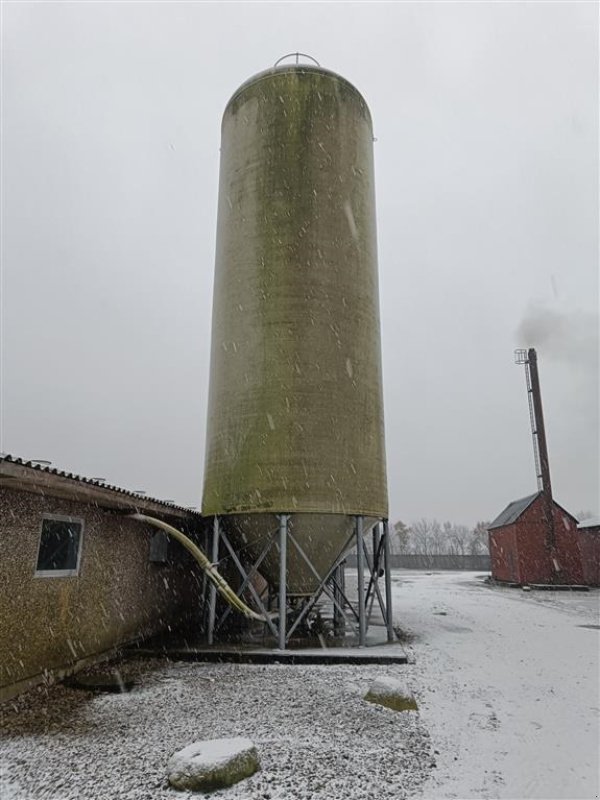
1, 1, 598, 525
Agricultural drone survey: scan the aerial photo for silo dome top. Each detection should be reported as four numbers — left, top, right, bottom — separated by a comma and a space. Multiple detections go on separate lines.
223, 57, 372, 126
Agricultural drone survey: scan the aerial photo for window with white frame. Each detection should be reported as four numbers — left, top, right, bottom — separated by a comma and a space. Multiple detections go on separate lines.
35, 516, 84, 577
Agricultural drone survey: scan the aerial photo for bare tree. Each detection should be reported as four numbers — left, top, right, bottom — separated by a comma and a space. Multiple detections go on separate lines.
410, 518, 444, 555
470, 521, 490, 555
392, 520, 411, 554
406, 518, 491, 557
446, 523, 471, 556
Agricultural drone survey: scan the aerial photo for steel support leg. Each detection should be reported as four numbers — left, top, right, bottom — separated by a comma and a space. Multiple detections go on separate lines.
356, 515, 366, 647
372, 524, 381, 567
278, 514, 288, 650
383, 520, 395, 642
207, 516, 220, 646
333, 563, 345, 637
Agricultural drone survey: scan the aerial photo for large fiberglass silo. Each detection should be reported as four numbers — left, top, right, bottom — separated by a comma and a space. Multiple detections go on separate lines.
203, 58, 388, 600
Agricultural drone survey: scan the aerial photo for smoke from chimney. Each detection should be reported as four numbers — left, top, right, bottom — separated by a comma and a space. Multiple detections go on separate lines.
517, 304, 598, 366
516, 303, 599, 516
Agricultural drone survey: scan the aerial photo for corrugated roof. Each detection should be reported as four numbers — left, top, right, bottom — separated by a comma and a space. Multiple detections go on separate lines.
0, 454, 201, 518
487, 491, 541, 531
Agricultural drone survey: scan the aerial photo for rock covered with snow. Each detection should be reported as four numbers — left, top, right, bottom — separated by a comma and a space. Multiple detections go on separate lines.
365, 676, 418, 712
167, 737, 259, 792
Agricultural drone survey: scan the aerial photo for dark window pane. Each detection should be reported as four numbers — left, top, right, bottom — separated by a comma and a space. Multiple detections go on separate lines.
149, 530, 169, 563
37, 519, 81, 572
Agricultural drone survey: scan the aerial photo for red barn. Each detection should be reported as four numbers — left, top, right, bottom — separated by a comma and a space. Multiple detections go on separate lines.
488, 492, 584, 586
577, 518, 600, 587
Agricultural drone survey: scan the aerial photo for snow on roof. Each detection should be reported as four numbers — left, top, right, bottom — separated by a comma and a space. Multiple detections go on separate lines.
0, 453, 202, 518
578, 517, 600, 529
487, 492, 541, 530
488, 492, 580, 531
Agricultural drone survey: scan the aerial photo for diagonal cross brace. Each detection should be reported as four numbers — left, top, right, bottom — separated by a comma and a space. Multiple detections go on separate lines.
282, 524, 358, 637
216, 528, 278, 629
216, 529, 279, 638
361, 533, 388, 627
285, 531, 360, 640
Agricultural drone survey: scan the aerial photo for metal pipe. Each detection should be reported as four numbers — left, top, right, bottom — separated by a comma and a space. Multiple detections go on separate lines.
278, 514, 288, 650
356, 515, 366, 647
128, 513, 270, 622
383, 520, 395, 642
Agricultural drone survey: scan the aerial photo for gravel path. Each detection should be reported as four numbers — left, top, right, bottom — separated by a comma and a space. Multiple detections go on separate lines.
0, 659, 433, 799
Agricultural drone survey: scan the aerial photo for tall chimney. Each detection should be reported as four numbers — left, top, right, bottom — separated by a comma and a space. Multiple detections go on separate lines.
527, 348, 556, 554
515, 348, 557, 567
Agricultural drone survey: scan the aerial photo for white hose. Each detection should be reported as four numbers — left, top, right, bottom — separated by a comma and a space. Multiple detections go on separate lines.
128, 513, 270, 622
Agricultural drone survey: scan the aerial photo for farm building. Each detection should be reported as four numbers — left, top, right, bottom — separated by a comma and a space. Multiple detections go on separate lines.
487, 491, 587, 586
0, 454, 205, 701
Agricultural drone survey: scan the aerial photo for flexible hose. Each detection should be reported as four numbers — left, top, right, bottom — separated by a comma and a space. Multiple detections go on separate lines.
128, 513, 270, 622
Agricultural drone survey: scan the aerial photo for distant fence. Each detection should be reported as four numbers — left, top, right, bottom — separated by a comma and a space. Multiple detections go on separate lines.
345, 554, 491, 571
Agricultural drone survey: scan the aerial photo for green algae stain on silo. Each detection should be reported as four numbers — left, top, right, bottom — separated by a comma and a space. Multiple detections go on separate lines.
203, 65, 387, 524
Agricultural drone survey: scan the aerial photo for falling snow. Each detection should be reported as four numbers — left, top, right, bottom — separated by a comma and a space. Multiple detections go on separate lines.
1, 573, 598, 799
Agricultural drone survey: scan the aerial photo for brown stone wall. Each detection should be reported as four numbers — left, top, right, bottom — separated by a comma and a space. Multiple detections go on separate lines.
0, 487, 202, 698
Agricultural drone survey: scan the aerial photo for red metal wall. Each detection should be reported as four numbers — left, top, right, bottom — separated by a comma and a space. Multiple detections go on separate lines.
489, 526, 520, 583
578, 527, 600, 587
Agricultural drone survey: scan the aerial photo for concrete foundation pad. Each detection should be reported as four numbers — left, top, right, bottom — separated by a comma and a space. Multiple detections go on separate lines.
128, 645, 408, 666
486, 578, 590, 592
528, 584, 590, 592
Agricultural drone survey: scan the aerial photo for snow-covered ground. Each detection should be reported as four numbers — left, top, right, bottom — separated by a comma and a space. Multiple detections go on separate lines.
0, 571, 598, 799
393, 571, 600, 799
0, 658, 431, 800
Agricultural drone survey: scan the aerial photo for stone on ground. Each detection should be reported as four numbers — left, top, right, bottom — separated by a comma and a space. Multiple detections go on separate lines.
167, 737, 260, 792
364, 676, 418, 712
